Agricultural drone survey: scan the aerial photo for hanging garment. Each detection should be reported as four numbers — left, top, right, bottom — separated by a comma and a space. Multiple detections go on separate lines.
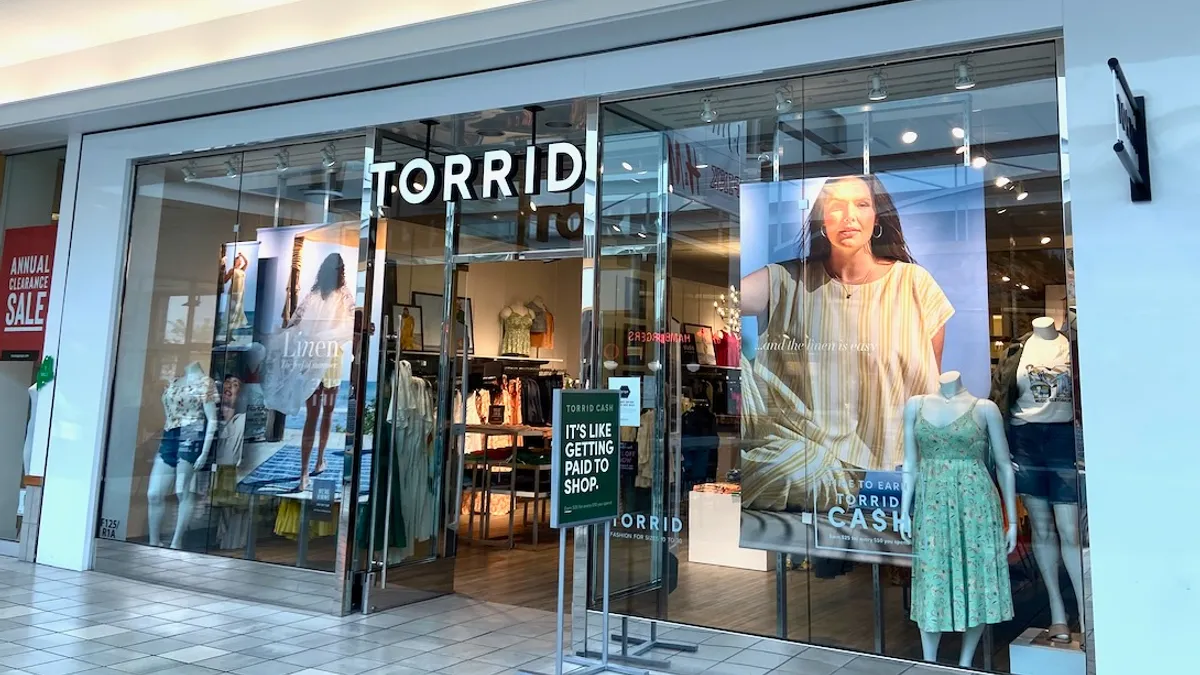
500, 310, 534, 356
694, 327, 717, 366
214, 413, 246, 467
385, 359, 438, 560
910, 398, 1013, 632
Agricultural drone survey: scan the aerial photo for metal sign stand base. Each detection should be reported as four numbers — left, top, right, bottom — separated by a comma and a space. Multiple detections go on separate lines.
578, 617, 698, 670
518, 524, 650, 675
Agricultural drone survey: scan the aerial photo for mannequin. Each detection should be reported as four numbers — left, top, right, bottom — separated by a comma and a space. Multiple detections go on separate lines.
900, 371, 1017, 667
23, 385, 37, 476
147, 362, 218, 549
527, 296, 555, 351
499, 303, 533, 356
999, 316, 1084, 642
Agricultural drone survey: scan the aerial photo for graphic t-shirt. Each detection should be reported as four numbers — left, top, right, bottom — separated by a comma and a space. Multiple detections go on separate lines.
1011, 333, 1073, 425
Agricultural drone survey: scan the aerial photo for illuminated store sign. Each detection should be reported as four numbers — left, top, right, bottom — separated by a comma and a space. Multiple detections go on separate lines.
370, 141, 585, 206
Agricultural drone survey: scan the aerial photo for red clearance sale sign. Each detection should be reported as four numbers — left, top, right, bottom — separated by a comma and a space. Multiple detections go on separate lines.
0, 224, 56, 359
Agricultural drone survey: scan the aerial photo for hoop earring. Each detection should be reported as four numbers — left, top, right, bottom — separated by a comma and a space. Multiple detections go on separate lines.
815, 227, 826, 239
873, 225, 883, 239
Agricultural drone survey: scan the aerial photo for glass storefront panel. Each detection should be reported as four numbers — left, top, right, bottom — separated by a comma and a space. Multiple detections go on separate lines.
0, 147, 66, 544
598, 42, 1085, 671
98, 137, 367, 572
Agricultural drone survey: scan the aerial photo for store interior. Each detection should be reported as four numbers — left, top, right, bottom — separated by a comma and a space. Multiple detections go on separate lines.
95, 40, 1084, 674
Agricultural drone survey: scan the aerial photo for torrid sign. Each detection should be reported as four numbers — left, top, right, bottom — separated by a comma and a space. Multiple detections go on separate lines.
369, 141, 585, 206
0, 224, 56, 361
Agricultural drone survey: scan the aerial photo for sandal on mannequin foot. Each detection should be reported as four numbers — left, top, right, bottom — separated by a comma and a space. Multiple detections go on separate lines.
1047, 623, 1071, 643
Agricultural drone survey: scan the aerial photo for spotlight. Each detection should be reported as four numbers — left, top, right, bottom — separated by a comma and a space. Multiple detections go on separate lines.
699, 96, 719, 123
1016, 183, 1029, 201
224, 159, 239, 179
955, 145, 968, 155
951, 127, 966, 140
1020, 284, 1030, 291
997, 208, 1008, 214
182, 162, 198, 183
868, 70, 888, 102
321, 143, 337, 170
1040, 236, 1052, 245
275, 149, 290, 173
901, 130, 918, 144
971, 156, 988, 169
995, 176, 1011, 188
413, 181, 425, 191
695, 164, 709, 169
529, 200, 538, 212
774, 85, 794, 114
621, 161, 633, 172
1001, 276, 1011, 282
954, 59, 976, 90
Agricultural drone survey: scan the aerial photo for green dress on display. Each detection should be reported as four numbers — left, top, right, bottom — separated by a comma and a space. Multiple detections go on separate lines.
910, 398, 1013, 633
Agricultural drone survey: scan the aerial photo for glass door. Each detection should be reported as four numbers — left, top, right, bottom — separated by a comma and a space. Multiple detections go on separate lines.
591, 106, 678, 622
354, 130, 458, 612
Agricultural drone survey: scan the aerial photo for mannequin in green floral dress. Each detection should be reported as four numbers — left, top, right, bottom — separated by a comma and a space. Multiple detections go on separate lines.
899, 371, 1017, 668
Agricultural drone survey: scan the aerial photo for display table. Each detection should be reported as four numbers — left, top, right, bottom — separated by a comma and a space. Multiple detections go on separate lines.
1009, 627, 1086, 675
687, 490, 773, 571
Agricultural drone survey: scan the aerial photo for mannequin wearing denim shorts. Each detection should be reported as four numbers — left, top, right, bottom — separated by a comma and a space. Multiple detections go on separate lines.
147, 362, 218, 549
1003, 317, 1084, 642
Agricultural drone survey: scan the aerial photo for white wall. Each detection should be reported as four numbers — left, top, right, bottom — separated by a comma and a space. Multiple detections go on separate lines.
1063, 1, 1198, 672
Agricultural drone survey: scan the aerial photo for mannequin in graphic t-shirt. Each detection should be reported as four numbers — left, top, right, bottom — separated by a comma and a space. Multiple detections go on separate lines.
999, 316, 1084, 642
147, 362, 219, 549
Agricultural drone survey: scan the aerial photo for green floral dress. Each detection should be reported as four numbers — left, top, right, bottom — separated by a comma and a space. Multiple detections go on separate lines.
910, 398, 1013, 632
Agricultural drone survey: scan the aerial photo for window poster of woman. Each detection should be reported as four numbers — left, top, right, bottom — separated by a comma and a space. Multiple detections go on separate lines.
216, 242, 260, 347
738, 171, 990, 562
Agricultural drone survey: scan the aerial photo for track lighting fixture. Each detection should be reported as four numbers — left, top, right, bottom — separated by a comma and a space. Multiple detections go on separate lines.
951, 127, 966, 140
699, 95, 719, 124
1016, 183, 1029, 201
774, 85, 794, 114
321, 143, 337, 170
995, 176, 1011, 188
181, 162, 198, 183
954, 59, 976, 90
971, 155, 988, 169
275, 149, 290, 173
868, 70, 888, 102
224, 158, 239, 179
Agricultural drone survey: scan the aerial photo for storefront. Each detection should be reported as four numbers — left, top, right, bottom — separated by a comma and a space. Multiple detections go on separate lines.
0, 147, 66, 559
25, 1, 1191, 674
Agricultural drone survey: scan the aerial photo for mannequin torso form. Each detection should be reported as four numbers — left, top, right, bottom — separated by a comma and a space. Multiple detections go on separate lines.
499, 304, 533, 356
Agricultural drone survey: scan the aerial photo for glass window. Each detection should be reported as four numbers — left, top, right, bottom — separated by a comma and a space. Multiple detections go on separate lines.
98, 137, 367, 573
0, 147, 66, 544
598, 42, 1085, 672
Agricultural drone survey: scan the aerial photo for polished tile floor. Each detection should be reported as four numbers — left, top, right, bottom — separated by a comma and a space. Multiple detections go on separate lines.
0, 557, 960, 675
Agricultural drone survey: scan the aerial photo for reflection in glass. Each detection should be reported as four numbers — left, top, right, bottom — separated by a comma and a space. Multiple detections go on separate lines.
596, 42, 1083, 672
99, 137, 366, 573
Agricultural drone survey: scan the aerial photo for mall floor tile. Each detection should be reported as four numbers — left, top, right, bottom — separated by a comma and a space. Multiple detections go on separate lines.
0, 557, 961, 675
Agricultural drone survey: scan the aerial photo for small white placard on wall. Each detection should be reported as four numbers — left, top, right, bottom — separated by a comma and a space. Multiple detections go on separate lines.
610, 377, 641, 427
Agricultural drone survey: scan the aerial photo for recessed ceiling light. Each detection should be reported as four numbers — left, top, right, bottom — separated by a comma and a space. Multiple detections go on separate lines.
1040, 236, 1052, 245
1001, 276, 1011, 282
901, 131, 918, 144
1020, 284, 1030, 290
971, 156, 988, 169
413, 181, 425, 191
621, 162, 633, 171
951, 127, 966, 140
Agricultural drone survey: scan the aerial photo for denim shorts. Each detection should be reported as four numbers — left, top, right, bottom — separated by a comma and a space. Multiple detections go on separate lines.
1010, 422, 1079, 504
158, 423, 206, 468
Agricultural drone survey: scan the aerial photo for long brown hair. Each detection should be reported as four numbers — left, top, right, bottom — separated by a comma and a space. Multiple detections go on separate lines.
312, 253, 346, 298
800, 174, 914, 264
